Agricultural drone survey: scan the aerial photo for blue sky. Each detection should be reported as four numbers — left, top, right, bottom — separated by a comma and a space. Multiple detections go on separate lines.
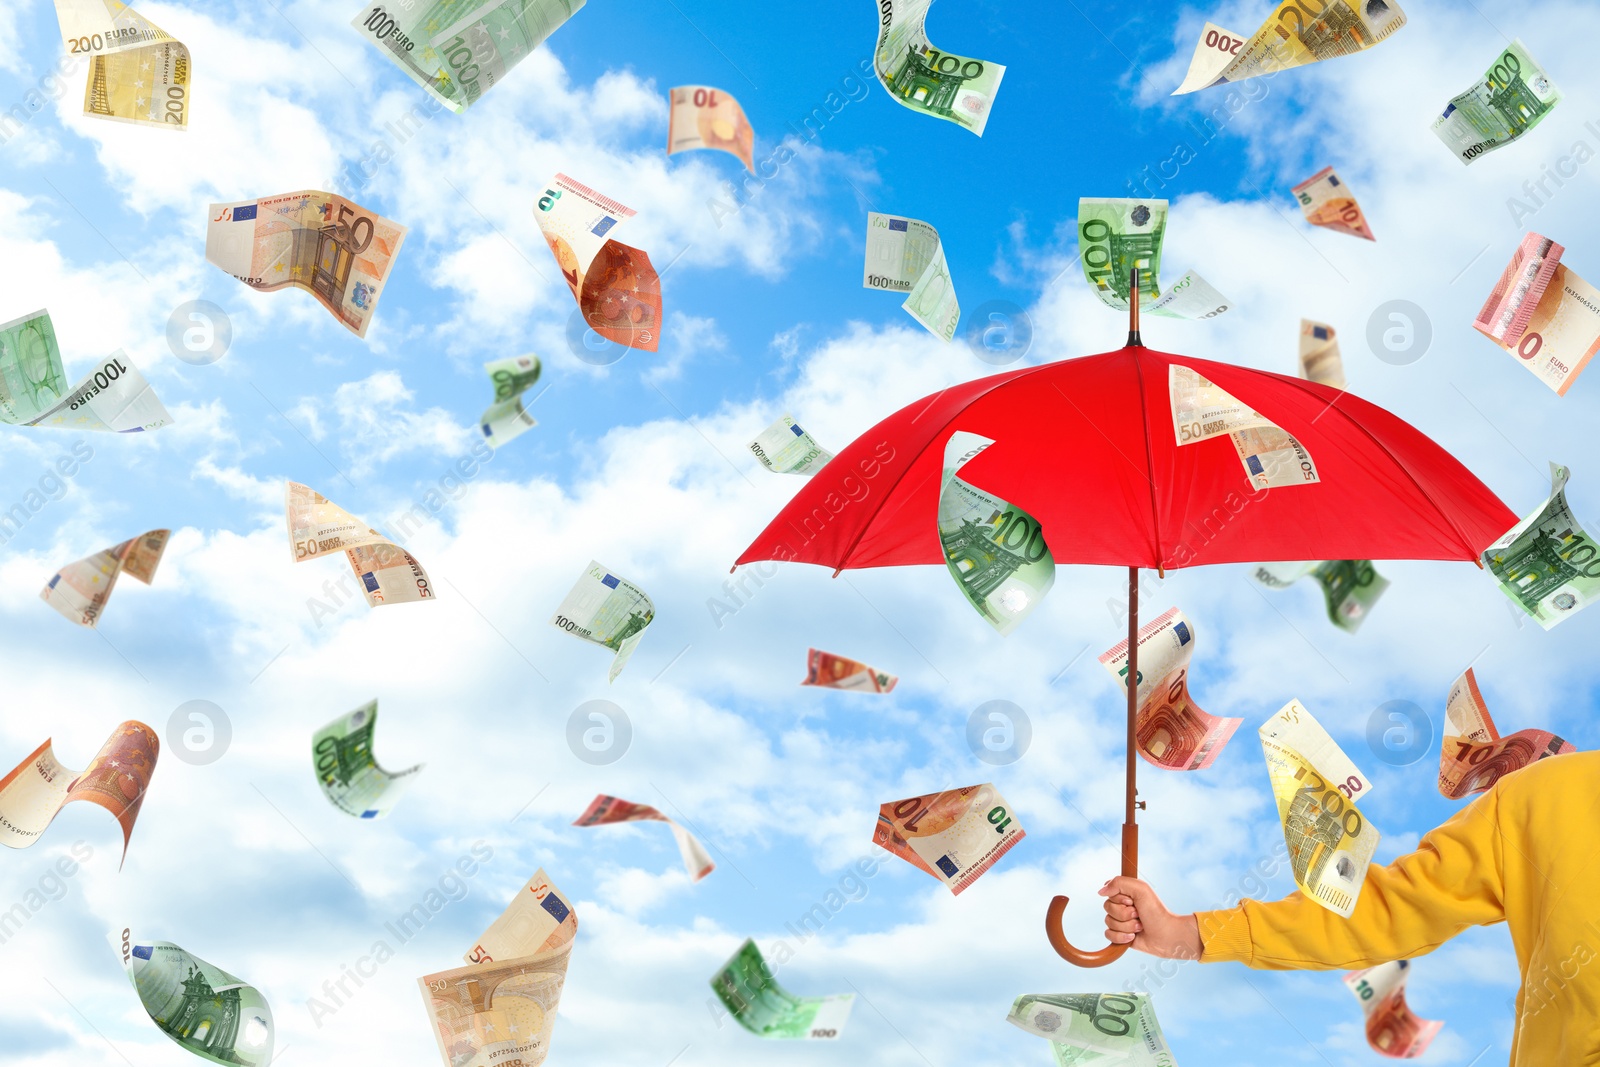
2, 0, 1599, 1065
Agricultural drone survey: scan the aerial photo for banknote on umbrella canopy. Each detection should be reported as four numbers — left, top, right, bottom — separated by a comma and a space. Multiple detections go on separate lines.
938, 431, 1054, 635
1170, 365, 1320, 489
874, 783, 1023, 894
1439, 667, 1575, 799
1343, 960, 1443, 1059
1260, 699, 1380, 918
1173, 1, 1407, 95
1481, 463, 1600, 629
1099, 607, 1242, 771
0, 721, 157, 865
1474, 233, 1600, 396
1078, 199, 1232, 320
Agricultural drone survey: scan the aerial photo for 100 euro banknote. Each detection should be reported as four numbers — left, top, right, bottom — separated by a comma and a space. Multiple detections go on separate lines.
710, 939, 853, 1039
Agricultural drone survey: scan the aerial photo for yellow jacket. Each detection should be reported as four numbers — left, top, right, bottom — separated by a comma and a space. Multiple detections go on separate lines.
1196, 749, 1600, 1066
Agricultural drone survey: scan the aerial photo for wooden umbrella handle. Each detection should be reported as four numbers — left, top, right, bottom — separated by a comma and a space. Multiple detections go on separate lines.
1043, 822, 1138, 967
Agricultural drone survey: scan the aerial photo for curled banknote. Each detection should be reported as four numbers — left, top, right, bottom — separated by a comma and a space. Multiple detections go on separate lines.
1481, 463, 1599, 629
114, 929, 273, 1066
1439, 667, 1574, 799
1007, 992, 1178, 1066
52, 0, 190, 129
1293, 166, 1374, 241
1079, 199, 1232, 320
0, 721, 157, 864
480, 354, 541, 447
1173, 2, 1407, 95
206, 192, 407, 338
1170, 365, 1318, 488
41, 529, 168, 628
535, 174, 662, 352
1343, 960, 1442, 1059
0, 309, 170, 432
874, 783, 1023, 894
710, 938, 854, 1039
1433, 40, 1560, 164
549, 560, 654, 681
667, 85, 754, 171
420, 868, 576, 1067
1299, 319, 1346, 388
748, 414, 833, 475
938, 431, 1054, 634
1474, 234, 1600, 396
313, 701, 423, 819
802, 648, 897, 693
287, 481, 435, 608
872, 0, 1004, 135
351, 0, 585, 113
1259, 698, 1380, 918
574, 794, 714, 881
864, 212, 960, 341
1099, 607, 1242, 771
1252, 559, 1389, 633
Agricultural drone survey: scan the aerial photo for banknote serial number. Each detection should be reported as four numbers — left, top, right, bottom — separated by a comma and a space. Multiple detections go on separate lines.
361, 8, 417, 52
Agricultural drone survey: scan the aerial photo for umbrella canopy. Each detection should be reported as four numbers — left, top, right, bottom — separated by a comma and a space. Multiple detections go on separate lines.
735, 345, 1516, 573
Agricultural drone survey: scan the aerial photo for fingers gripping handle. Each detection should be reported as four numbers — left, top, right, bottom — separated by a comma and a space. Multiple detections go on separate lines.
1044, 823, 1138, 967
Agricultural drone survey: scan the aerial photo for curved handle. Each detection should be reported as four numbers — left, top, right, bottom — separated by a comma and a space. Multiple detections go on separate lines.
1044, 893, 1130, 968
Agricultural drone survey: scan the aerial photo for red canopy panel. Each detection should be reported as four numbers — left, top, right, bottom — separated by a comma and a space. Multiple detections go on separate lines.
735, 346, 1517, 573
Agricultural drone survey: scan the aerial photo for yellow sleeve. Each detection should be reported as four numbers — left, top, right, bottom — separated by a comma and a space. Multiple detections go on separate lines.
1195, 786, 1507, 970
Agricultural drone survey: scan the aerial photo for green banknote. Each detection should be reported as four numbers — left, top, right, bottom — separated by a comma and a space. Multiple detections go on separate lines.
1007, 992, 1178, 1066
312, 700, 423, 819
549, 560, 654, 681
351, 0, 585, 113
872, 0, 1005, 136
938, 431, 1054, 635
748, 414, 833, 475
0, 308, 171, 431
1078, 199, 1232, 320
1252, 559, 1388, 633
1482, 463, 1600, 629
863, 212, 960, 341
710, 939, 854, 1040
0, 308, 69, 423
112, 929, 274, 1066
479, 354, 541, 448
1433, 40, 1561, 164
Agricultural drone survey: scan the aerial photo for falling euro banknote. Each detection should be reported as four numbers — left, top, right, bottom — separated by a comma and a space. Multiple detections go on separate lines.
41, 529, 168, 628
1173, 1, 1406, 95
710, 938, 854, 1039
1439, 667, 1574, 799
206, 192, 407, 338
287, 481, 435, 608
573, 794, 714, 881
351, 0, 585, 113
0, 721, 157, 865
550, 560, 654, 681
1260, 698, 1380, 918
749, 414, 833, 475
872, 0, 1004, 135
1299, 319, 1346, 389
52, 0, 190, 129
1293, 166, 1374, 241
1099, 606, 1242, 771
1252, 559, 1389, 633
420, 868, 576, 1067
1433, 40, 1560, 164
1170, 364, 1319, 489
802, 648, 897, 693
874, 783, 1023, 894
0, 309, 171, 432
535, 174, 662, 352
1079, 199, 1232, 320
1474, 233, 1600, 396
114, 929, 273, 1066
1481, 463, 1599, 629
1007, 992, 1178, 1066
313, 700, 423, 819
667, 85, 754, 171
1343, 960, 1442, 1059
938, 431, 1054, 635
480, 354, 541, 447
864, 212, 960, 341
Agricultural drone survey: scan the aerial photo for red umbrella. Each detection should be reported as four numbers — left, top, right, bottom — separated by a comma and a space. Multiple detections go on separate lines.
734, 283, 1517, 966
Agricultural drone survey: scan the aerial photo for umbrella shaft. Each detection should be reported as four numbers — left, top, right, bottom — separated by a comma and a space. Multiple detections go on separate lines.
1123, 566, 1140, 877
